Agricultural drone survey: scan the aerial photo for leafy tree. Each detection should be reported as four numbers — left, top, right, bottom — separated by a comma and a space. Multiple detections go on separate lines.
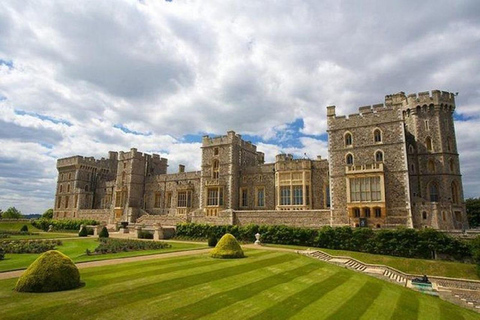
0, 209, 3, 219
42, 209, 54, 219
2, 207, 23, 219
466, 198, 480, 228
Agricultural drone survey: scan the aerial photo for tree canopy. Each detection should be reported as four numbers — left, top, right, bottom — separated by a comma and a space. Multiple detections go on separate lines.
466, 198, 480, 228
2, 207, 23, 219
42, 209, 54, 219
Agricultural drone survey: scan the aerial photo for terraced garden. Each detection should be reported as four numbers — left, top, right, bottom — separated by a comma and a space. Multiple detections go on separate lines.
0, 249, 477, 319
0, 239, 207, 272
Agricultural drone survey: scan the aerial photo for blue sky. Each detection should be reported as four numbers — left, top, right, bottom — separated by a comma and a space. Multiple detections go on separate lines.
0, 0, 479, 214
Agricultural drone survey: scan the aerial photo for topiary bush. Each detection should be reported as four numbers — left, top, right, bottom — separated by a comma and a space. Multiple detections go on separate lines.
210, 233, 244, 259
78, 226, 88, 237
99, 226, 109, 238
207, 236, 217, 247
0, 247, 4, 260
15, 250, 81, 292
20, 225, 28, 232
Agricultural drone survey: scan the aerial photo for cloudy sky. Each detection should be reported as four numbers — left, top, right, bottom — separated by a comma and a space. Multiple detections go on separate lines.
0, 0, 479, 214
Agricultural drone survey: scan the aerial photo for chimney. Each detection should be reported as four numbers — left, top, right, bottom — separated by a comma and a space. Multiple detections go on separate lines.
179, 164, 185, 173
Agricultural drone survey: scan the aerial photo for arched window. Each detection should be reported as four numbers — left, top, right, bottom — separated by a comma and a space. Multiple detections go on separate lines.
408, 144, 415, 154
449, 159, 455, 172
374, 129, 382, 143
212, 160, 219, 179
427, 160, 435, 173
426, 137, 433, 152
429, 183, 439, 202
85, 185, 89, 192
451, 181, 459, 204
59, 185, 63, 193
345, 132, 352, 146
375, 151, 383, 162
67, 184, 70, 193
422, 211, 427, 220
346, 153, 354, 165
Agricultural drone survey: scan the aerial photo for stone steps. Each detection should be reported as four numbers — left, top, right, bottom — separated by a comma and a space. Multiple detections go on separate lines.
383, 269, 407, 284
345, 259, 367, 272
308, 251, 332, 261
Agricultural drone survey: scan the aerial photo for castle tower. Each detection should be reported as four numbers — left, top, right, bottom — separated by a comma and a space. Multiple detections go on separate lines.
402, 90, 468, 229
200, 131, 260, 216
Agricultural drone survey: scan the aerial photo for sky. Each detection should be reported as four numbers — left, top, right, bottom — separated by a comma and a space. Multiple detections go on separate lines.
0, 0, 479, 214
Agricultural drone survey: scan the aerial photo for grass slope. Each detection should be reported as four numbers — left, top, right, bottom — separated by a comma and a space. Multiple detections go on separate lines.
265, 244, 479, 280
0, 249, 477, 319
0, 239, 207, 272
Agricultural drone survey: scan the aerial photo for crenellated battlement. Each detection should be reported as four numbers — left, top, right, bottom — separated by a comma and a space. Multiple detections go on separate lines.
57, 155, 114, 169
202, 130, 257, 152
405, 90, 455, 107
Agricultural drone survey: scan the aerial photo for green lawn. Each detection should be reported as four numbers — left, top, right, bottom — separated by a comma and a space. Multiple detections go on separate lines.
0, 239, 207, 272
0, 221, 43, 232
264, 244, 479, 280
0, 221, 76, 239
0, 249, 477, 319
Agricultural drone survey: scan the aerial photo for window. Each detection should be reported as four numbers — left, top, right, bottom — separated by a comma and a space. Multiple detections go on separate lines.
85, 185, 89, 192
207, 187, 223, 206
154, 193, 161, 208
364, 207, 371, 218
451, 182, 459, 204
346, 153, 354, 165
349, 176, 382, 202
375, 151, 383, 162
214, 147, 219, 155
60, 185, 63, 193
122, 172, 126, 183
429, 183, 439, 202
424, 120, 429, 130
326, 185, 331, 208
422, 211, 427, 220
427, 160, 435, 173
293, 186, 303, 205
426, 137, 433, 152
345, 133, 352, 146
115, 191, 124, 207
410, 164, 415, 173
256, 187, 265, 207
305, 185, 310, 206
408, 144, 415, 154
166, 192, 172, 208
68, 173, 72, 180
240, 188, 248, 207
177, 191, 192, 208
280, 186, 291, 205
65, 196, 69, 209
447, 138, 452, 151
374, 129, 382, 143
67, 184, 70, 193
212, 160, 219, 179
123, 162, 127, 169
57, 197, 61, 209
374, 208, 381, 218
75, 195, 78, 208
449, 159, 455, 172
353, 208, 360, 218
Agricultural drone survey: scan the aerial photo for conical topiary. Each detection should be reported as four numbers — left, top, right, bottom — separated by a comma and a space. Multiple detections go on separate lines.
20, 225, 28, 232
78, 226, 88, 237
99, 226, 109, 238
210, 233, 244, 259
15, 250, 81, 292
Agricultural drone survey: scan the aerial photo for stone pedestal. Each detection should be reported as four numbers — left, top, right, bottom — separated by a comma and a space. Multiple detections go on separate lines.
135, 226, 142, 238
254, 233, 262, 245
154, 224, 164, 240
93, 225, 102, 236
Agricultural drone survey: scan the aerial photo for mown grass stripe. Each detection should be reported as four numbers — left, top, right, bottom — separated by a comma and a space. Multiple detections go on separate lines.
325, 281, 383, 319
159, 263, 323, 320
9, 254, 296, 319
439, 300, 465, 320
391, 290, 420, 320
248, 271, 353, 320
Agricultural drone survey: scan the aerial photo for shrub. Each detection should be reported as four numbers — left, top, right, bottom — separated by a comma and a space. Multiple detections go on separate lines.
20, 225, 28, 232
32, 218, 99, 232
208, 236, 217, 247
99, 226, 109, 238
15, 250, 81, 292
78, 226, 88, 237
0, 247, 4, 260
93, 238, 171, 254
138, 231, 153, 239
211, 233, 244, 259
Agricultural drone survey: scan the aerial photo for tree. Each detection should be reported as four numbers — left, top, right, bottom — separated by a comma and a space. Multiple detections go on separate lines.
2, 207, 23, 219
466, 198, 480, 228
0, 209, 3, 219
42, 209, 54, 219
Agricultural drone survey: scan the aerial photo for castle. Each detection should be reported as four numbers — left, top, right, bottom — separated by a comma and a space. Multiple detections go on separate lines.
53, 90, 468, 230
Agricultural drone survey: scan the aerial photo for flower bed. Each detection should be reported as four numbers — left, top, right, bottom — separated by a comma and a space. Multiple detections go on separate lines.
0, 239, 62, 253
87, 238, 171, 255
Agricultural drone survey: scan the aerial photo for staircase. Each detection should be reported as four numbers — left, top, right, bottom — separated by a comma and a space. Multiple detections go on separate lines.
345, 259, 367, 272
383, 269, 407, 284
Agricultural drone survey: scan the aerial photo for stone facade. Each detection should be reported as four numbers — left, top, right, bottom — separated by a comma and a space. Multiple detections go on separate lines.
53, 90, 468, 230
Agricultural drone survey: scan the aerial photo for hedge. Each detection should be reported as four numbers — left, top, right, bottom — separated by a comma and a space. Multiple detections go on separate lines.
31, 218, 99, 231
176, 223, 472, 261
0, 239, 62, 253
90, 238, 171, 254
